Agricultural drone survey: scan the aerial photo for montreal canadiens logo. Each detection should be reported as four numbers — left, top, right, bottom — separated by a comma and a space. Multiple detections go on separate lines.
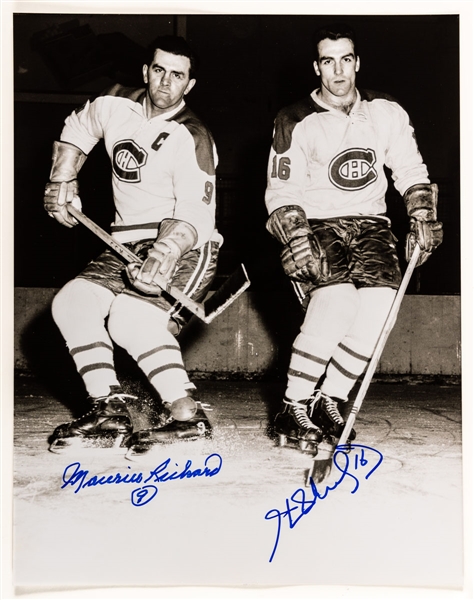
112, 140, 147, 183
329, 147, 377, 191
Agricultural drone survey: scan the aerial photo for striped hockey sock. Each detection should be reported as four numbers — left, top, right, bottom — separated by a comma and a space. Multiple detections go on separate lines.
285, 283, 360, 401
69, 339, 121, 397
108, 294, 193, 403
286, 333, 331, 401
321, 287, 396, 400
51, 278, 120, 397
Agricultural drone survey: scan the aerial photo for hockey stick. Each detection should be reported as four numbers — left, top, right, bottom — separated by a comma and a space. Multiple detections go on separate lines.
307, 243, 421, 485
67, 205, 250, 324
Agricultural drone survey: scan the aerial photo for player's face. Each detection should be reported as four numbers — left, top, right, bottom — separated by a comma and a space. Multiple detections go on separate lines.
313, 38, 359, 101
143, 49, 196, 117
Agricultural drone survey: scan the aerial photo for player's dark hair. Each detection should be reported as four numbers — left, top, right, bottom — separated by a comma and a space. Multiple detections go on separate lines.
146, 35, 199, 79
312, 23, 358, 62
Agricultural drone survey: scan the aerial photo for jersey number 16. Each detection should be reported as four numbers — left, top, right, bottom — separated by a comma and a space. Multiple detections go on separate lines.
271, 156, 291, 181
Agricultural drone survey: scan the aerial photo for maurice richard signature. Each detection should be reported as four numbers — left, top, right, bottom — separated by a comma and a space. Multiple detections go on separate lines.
61, 453, 223, 506
265, 444, 383, 562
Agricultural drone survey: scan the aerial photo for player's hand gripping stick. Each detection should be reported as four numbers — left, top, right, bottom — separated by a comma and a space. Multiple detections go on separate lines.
67, 205, 250, 324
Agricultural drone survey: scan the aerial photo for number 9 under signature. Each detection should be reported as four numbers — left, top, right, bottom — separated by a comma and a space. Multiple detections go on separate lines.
131, 485, 158, 506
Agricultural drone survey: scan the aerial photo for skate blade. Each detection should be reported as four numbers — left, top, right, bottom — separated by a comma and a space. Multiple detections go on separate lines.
48, 433, 128, 456
275, 433, 319, 454
125, 435, 210, 462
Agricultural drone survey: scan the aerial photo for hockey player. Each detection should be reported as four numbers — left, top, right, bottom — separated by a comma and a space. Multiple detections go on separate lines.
265, 23, 443, 451
44, 35, 222, 453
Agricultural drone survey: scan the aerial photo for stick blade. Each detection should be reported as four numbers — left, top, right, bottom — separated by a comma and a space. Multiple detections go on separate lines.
203, 264, 251, 323
306, 458, 333, 486
305, 439, 335, 486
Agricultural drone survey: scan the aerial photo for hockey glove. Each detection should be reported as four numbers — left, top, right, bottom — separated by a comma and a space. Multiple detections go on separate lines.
266, 205, 329, 283
404, 183, 443, 267
44, 141, 87, 228
127, 219, 198, 295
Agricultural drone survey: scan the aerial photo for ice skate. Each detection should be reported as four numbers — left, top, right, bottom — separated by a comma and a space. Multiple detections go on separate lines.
126, 395, 213, 459
274, 398, 324, 453
309, 390, 356, 441
48, 386, 135, 453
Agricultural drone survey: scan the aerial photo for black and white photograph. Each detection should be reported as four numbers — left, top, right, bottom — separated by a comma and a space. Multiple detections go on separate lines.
2, 2, 472, 598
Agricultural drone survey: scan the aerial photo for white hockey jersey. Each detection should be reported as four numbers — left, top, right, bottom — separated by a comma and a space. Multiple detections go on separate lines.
265, 88, 430, 219
60, 84, 221, 248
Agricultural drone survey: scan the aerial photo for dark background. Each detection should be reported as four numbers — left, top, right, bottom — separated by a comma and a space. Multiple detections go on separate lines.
13, 13, 460, 295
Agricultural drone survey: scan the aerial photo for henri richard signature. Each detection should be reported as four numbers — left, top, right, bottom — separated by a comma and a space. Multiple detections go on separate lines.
265, 444, 383, 562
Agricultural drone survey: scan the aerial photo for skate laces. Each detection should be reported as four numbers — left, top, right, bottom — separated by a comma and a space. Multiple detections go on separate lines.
283, 398, 319, 430
93, 389, 137, 405
85, 391, 136, 418
161, 402, 176, 425
105, 392, 137, 403
311, 390, 344, 426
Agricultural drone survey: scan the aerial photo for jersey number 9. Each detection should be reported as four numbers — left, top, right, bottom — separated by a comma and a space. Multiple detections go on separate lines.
202, 181, 214, 204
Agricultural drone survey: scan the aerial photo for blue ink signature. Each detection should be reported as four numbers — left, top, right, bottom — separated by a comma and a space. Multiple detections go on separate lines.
265, 444, 383, 562
131, 485, 158, 507
61, 453, 222, 506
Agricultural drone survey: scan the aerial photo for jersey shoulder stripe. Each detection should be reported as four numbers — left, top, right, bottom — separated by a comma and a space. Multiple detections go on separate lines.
359, 88, 400, 104
359, 88, 414, 126
99, 83, 146, 103
172, 106, 216, 176
273, 95, 328, 154
73, 84, 145, 115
